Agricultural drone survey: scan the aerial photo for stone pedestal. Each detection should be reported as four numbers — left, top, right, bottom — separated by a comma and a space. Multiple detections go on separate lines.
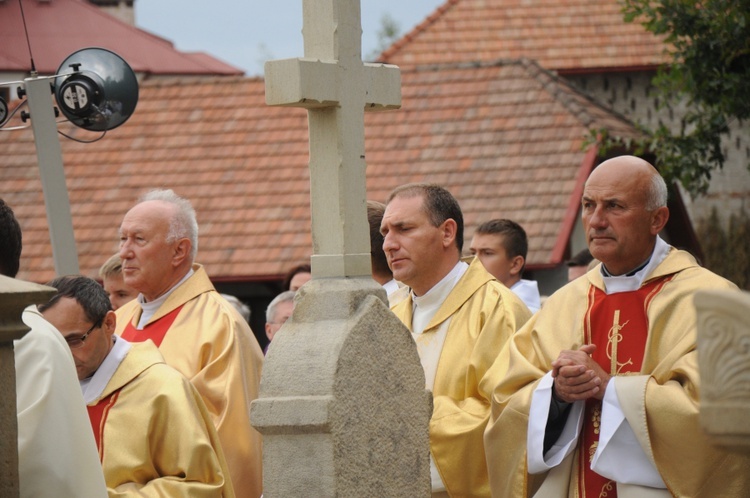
0, 275, 56, 498
251, 279, 432, 497
695, 288, 750, 452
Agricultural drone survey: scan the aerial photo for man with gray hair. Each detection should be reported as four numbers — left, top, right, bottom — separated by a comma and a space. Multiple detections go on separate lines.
486, 155, 750, 496
115, 189, 264, 498
264, 290, 295, 349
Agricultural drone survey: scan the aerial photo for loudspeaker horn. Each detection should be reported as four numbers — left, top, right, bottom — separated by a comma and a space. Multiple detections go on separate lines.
55, 47, 138, 131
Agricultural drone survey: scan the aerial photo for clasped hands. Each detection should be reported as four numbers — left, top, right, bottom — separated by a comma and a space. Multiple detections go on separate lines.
551, 344, 611, 403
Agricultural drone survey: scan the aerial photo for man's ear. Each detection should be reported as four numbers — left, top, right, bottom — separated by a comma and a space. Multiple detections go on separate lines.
509, 255, 525, 277
441, 219, 458, 249
102, 310, 117, 337
173, 238, 191, 267
650, 206, 670, 235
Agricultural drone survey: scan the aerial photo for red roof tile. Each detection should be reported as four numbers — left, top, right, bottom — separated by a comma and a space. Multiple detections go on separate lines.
380, 0, 669, 72
1, 60, 638, 283
0, 0, 242, 75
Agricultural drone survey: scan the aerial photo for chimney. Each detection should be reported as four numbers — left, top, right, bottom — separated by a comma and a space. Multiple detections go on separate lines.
88, 0, 135, 26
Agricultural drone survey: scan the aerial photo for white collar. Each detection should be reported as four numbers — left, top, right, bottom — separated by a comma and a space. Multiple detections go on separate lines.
137, 268, 194, 329
80, 336, 131, 404
382, 279, 400, 296
412, 261, 468, 309
410, 261, 468, 336
600, 236, 670, 294
511, 279, 541, 313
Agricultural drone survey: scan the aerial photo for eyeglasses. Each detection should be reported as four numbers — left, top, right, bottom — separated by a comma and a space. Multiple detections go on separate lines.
65, 321, 101, 349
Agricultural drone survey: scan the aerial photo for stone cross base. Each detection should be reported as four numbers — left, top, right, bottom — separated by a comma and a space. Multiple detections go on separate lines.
696, 288, 750, 452
251, 278, 432, 497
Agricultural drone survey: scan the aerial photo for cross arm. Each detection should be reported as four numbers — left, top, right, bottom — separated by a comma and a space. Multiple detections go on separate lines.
363, 63, 401, 111
265, 58, 401, 111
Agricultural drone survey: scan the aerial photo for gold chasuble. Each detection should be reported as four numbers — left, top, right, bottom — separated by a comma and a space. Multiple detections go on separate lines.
115, 264, 264, 498
87, 341, 235, 497
392, 259, 532, 498
485, 247, 750, 498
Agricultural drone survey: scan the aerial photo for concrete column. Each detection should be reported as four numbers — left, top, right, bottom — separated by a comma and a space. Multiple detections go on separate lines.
251, 280, 432, 497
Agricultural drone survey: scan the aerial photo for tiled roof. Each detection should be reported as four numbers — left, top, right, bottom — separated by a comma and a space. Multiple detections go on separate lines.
380, 0, 669, 72
1, 59, 638, 283
0, 0, 242, 75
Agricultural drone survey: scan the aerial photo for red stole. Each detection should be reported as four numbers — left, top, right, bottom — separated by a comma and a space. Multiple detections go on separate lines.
577, 276, 672, 497
121, 304, 184, 347
87, 390, 121, 461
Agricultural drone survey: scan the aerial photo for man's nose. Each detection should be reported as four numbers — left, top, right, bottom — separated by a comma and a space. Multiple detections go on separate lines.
382, 232, 397, 253
118, 240, 131, 258
589, 206, 607, 228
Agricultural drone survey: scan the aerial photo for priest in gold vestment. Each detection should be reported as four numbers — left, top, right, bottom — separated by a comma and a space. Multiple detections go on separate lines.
115, 189, 264, 497
382, 184, 532, 497
40, 275, 234, 497
485, 156, 750, 497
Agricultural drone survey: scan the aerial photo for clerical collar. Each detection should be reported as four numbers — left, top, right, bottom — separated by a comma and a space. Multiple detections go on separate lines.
80, 335, 131, 404
137, 268, 194, 329
600, 236, 670, 294
411, 261, 468, 304
382, 279, 400, 296
410, 261, 468, 335
601, 258, 651, 278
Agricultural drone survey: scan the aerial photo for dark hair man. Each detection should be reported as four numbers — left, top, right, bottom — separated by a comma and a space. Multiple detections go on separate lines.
470, 218, 541, 312
40, 275, 234, 496
381, 183, 531, 497
367, 200, 400, 297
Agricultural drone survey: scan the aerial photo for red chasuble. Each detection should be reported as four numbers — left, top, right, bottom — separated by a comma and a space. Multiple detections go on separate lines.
121, 305, 184, 347
577, 276, 672, 498
87, 391, 121, 461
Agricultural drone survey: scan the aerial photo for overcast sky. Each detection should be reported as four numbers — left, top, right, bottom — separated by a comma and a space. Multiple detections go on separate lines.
136, 0, 445, 76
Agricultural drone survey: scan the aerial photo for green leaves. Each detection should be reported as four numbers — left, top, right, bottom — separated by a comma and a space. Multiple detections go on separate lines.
597, 0, 750, 196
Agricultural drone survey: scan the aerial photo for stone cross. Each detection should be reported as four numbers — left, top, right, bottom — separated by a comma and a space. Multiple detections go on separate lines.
264, 0, 401, 278
0, 275, 55, 497
251, 1, 431, 496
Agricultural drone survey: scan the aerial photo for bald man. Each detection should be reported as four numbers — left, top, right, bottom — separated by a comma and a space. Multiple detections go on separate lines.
485, 156, 750, 497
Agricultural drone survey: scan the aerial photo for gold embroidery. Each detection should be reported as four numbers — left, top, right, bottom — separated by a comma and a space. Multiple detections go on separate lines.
599, 481, 614, 498
589, 441, 598, 464
592, 404, 601, 435
607, 310, 633, 375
